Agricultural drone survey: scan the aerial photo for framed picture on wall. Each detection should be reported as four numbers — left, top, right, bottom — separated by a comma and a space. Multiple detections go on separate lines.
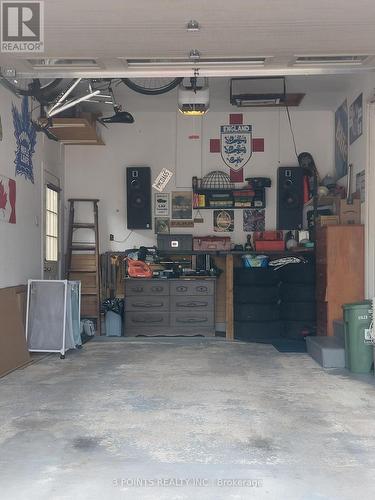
171, 191, 193, 220
213, 210, 234, 232
154, 217, 170, 234
356, 170, 365, 203
349, 93, 363, 145
154, 193, 170, 216
243, 209, 265, 232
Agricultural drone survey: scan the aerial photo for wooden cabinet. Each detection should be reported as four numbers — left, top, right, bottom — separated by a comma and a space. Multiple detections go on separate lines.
125, 278, 215, 336
316, 225, 364, 336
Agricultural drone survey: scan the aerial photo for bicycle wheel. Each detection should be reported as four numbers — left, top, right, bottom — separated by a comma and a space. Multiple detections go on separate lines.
8, 78, 62, 97
122, 77, 183, 95
2, 78, 63, 97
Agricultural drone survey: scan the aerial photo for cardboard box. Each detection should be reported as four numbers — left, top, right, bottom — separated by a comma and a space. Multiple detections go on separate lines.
339, 199, 361, 225
0, 287, 30, 378
318, 215, 340, 227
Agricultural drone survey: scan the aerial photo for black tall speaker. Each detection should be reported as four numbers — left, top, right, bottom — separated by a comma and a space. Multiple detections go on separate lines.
277, 166, 304, 230
126, 166, 152, 229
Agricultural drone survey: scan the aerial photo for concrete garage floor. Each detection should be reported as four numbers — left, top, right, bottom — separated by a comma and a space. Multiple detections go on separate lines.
1, 338, 375, 500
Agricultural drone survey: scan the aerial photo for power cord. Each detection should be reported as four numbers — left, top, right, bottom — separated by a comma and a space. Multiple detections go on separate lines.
113, 230, 133, 244
283, 78, 299, 161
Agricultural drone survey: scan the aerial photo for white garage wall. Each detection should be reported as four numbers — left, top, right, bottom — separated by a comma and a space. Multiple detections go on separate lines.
64, 106, 334, 253
0, 86, 64, 288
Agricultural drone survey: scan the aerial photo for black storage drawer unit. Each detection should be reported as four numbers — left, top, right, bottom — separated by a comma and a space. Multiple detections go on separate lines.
235, 303, 280, 322
125, 278, 215, 337
234, 285, 280, 304
234, 268, 280, 286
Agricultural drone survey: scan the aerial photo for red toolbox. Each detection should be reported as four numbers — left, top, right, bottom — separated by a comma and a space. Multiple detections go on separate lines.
253, 231, 285, 252
193, 236, 231, 251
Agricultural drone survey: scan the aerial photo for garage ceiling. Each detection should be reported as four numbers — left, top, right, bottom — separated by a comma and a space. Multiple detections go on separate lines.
1, 0, 375, 77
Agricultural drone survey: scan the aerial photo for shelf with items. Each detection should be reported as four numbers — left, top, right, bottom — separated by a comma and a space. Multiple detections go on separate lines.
192, 188, 266, 210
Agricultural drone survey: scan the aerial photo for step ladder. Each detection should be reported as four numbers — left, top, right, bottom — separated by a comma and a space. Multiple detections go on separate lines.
66, 199, 101, 335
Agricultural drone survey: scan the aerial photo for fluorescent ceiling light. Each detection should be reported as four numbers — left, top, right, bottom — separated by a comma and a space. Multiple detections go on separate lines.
294, 55, 370, 65
125, 57, 269, 67
28, 58, 99, 68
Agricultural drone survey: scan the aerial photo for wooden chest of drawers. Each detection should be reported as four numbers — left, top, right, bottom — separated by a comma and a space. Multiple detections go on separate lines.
125, 278, 216, 336
316, 225, 364, 336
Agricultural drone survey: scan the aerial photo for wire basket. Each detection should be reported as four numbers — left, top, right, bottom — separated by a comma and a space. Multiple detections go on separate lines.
201, 170, 234, 190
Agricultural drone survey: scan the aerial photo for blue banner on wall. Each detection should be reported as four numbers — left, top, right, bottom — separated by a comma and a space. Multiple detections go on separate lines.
335, 99, 348, 180
12, 96, 36, 184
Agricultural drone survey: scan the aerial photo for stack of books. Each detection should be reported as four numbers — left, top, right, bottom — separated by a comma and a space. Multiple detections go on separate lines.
208, 192, 233, 208
193, 193, 207, 208
233, 189, 255, 208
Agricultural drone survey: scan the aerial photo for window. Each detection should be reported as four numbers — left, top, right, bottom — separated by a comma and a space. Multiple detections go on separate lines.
45, 186, 59, 262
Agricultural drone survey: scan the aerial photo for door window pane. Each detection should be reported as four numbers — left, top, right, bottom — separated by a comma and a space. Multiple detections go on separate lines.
45, 186, 59, 262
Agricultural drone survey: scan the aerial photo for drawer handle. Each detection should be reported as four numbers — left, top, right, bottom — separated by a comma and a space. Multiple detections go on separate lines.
176, 317, 208, 324
151, 286, 164, 292
176, 286, 188, 292
132, 302, 164, 308
130, 287, 144, 293
131, 316, 164, 324
177, 301, 208, 308
196, 286, 208, 293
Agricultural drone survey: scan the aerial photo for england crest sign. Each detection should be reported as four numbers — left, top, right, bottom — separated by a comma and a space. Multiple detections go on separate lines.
221, 124, 252, 181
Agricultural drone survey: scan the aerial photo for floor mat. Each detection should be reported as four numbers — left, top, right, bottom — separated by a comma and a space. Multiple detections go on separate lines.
271, 339, 307, 353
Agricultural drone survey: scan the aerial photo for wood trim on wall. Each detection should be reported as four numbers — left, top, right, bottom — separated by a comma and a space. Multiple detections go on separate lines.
365, 102, 375, 298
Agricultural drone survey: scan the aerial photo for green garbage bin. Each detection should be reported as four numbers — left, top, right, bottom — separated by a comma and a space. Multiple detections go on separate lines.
343, 301, 374, 374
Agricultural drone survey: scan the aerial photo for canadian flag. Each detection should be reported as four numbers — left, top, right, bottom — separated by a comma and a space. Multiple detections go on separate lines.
0, 175, 16, 224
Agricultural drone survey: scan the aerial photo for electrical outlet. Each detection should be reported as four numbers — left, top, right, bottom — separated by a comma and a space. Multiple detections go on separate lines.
109, 234, 114, 241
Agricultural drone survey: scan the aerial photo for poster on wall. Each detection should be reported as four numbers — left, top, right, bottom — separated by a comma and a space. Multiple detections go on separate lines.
349, 93, 363, 145
243, 209, 265, 232
0, 175, 16, 224
154, 217, 170, 234
12, 96, 36, 184
213, 210, 234, 232
154, 193, 170, 216
335, 99, 348, 179
356, 170, 365, 203
171, 191, 193, 219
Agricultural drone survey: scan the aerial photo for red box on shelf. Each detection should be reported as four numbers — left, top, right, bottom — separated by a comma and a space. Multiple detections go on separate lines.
254, 240, 285, 252
253, 231, 283, 241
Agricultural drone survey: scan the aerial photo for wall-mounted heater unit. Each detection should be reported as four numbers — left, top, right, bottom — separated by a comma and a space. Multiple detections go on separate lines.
230, 77, 304, 107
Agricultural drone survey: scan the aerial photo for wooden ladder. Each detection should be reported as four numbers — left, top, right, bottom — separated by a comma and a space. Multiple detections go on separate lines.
66, 199, 101, 335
